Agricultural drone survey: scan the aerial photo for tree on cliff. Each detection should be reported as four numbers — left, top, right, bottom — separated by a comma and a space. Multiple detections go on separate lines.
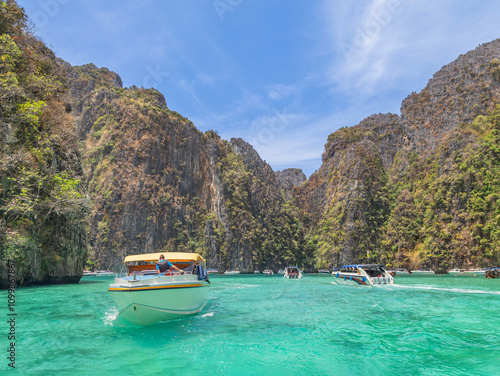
0, 1, 87, 287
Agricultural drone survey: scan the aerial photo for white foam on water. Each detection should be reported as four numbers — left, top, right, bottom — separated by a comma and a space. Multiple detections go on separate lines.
230, 284, 258, 290
201, 312, 215, 317
391, 284, 500, 295
103, 308, 119, 325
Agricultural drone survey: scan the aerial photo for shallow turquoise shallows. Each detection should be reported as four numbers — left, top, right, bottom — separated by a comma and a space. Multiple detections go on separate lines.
3, 274, 499, 375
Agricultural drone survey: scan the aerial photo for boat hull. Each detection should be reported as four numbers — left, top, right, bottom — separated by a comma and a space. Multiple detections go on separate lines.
332, 273, 370, 285
109, 277, 209, 325
332, 265, 394, 286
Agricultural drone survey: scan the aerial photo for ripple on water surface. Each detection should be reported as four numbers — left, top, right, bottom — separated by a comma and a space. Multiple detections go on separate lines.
4, 274, 499, 375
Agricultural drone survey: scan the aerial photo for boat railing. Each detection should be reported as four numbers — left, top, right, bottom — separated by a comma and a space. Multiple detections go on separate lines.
117, 269, 194, 282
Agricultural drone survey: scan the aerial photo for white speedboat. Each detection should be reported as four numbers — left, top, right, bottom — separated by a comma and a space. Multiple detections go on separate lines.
83, 270, 97, 277
409, 269, 434, 275
284, 266, 303, 279
254, 270, 260, 274
318, 269, 330, 274
224, 270, 240, 275
464, 269, 486, 275
206, 269, 219, 275
449, 268, 486, 275
393, 268, 410, 275
108, 252, 210, 325
332, 265, 394, 285
96, 270, 115, 277
263, 269, 274, 275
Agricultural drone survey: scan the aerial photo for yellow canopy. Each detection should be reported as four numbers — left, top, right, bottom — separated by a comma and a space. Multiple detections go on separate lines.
123, 252, 205, 264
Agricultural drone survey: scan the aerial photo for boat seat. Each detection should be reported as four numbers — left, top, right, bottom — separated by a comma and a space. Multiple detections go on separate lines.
183, 264, 195, 273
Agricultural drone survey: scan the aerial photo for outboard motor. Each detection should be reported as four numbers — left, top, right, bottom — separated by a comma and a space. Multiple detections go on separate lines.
196, 265, 210, 283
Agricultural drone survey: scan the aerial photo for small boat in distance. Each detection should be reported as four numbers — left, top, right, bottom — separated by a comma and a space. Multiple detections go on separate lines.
393, 268, 410, 275
83, 270, 97, 277
318, 269, 330, 274
206, 269, 219, 275
224, 270, 240, 275
254, 270, 260, 274
284, 266, 303, 279
263, 269, 274, 275
95, 270, 115, 277
108, 252, 210, 325
409, 269, 434, 275
449, 268, 486, 275
332, 265, 394, 286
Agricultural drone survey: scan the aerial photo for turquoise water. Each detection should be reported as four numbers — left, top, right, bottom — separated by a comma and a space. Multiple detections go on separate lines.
2, 274, 499, 375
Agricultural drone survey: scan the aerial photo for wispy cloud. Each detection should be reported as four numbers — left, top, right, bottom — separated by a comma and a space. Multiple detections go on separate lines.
267, 84, 297, 100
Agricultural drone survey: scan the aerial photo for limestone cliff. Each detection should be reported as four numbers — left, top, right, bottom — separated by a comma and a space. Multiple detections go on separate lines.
275, 168, 307, 200
297, 40, 500, 270
2, 0, 500, 286
58, 65, 310, 272
0, 2, 87, 287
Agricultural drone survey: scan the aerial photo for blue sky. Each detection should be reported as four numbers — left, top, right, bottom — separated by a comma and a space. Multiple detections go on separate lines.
17, 0, 500, 176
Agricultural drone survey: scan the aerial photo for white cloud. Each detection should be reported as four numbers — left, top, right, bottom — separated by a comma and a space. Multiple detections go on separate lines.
267, 84, 297, 100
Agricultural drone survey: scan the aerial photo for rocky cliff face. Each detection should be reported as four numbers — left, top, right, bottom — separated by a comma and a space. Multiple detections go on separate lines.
296, 39, 500, 270
58, 65, 310, 272
2, 1, 500, 286
401, 40, 500, 153
0, 2, 87, 287
275, 168, 307, 199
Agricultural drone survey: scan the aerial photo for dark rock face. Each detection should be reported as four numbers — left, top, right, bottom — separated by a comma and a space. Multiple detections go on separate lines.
275, 168, 307, 199
0, 2, 88, 288
57, 65, 309, 273
295, 39, 500, 270
3, 0, 500, 285
401, 39, 500, 153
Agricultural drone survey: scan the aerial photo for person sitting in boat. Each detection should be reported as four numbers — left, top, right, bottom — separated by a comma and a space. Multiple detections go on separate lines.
156, 254, 184, 275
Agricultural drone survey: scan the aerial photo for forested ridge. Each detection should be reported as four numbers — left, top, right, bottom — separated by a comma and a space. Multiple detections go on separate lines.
1, 1, 499, 287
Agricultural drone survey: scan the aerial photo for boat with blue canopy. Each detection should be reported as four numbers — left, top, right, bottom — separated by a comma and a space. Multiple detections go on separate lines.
332, 264, 394, 285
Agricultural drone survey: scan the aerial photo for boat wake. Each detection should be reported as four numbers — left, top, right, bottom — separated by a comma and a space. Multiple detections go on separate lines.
103, 308, 119, 325
391, 284, 500, 295
230, 284, 259, 290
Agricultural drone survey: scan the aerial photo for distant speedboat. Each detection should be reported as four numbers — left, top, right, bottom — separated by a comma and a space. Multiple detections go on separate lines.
254, 270, 260, 274
108, 252, 210, 325
263, 269, 274, 275
206, 269, 219, 275
318, 269, 330, 274
82, 271, 97, 277
393, 268, 410, 275
332, 265, 394, 286
449, 268, 486, 275
224, 270, 240, 275
284, 266, 303, 279
464, 269, 486, 274
409, 269, 434, 275
95, 270, 115, 277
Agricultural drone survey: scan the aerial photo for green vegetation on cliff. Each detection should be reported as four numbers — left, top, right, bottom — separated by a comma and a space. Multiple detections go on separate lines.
0, 1, 87, 286
2, 1, 500, 285
382, 106, 500, 270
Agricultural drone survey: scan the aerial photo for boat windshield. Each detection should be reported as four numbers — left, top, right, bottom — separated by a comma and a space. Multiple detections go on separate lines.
361, 266, 385, 277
